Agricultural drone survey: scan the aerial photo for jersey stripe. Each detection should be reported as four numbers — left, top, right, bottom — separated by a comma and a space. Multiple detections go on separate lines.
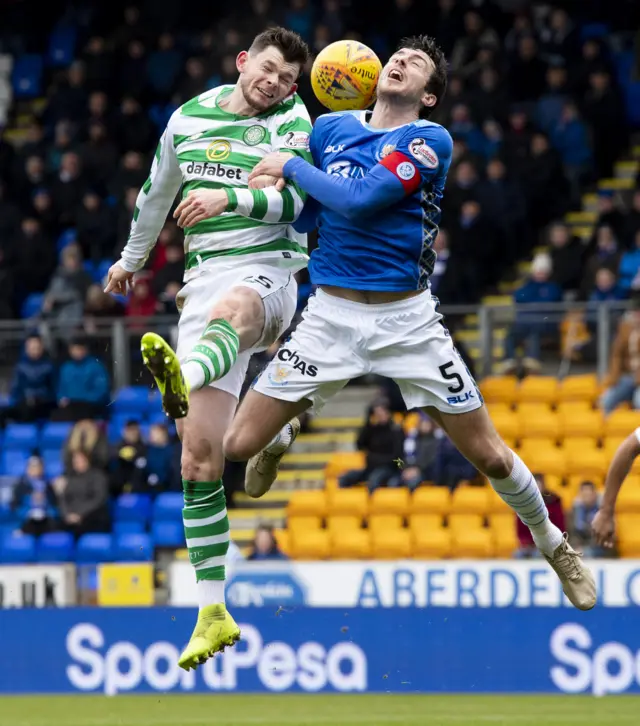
184, 238, 306, 269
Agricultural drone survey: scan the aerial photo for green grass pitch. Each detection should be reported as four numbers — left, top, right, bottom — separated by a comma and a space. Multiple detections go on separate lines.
1, 694, 639, 726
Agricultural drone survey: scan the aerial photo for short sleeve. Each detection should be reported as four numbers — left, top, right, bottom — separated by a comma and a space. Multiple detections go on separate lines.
381, 123, 454, 187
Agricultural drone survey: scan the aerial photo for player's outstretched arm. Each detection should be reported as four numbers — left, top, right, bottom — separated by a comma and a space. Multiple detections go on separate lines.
593, 431, 640, 547
118, 111, 183, 274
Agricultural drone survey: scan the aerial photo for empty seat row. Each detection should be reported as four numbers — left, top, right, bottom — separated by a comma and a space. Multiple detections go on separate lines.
276, 526, 519, 560
480, 375, 601, 405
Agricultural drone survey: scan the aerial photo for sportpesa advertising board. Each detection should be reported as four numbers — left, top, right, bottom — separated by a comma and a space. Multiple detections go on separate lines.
1, 607, 639, 696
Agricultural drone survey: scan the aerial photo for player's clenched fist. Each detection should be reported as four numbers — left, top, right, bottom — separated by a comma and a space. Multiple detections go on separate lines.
174, 189, 228, 228
591, 509, 616, 548
104, 261, 134, 295
249, 152, 295, 182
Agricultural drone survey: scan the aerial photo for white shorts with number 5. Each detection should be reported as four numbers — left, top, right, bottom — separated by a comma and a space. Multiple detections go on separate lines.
253, 288, 483, 414
175, 262, 297, 400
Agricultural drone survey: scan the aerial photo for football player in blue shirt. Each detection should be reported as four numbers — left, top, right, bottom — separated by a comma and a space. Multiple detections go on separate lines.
215, 35, 594, 609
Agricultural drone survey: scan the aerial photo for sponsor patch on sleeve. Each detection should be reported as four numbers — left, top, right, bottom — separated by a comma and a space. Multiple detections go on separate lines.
408, 138, 439, 169
283, 131, 310, 151
379, 151, 421, 194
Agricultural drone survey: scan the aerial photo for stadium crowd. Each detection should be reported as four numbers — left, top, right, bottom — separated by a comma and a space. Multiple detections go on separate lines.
0, 0, 639, 557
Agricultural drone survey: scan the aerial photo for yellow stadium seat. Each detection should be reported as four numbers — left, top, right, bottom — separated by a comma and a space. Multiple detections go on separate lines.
486, 487, 511, 513
523, 446, 567, 477
517, 376, 559, 405
558, 374, 599, 404
566, 474, 602, 491
448, 513, 484, 533
403, 412, 421, 433
327, 487, 369, 518
517, 402, 554, 416
287, 515, 323, 533
519, 409, 561, 440
412, 486, 450, 516
493, 527, 519, 558
488, 512, 515, 532
556, 401, 593, 417
558, 410, 604, 440
452, 529, 494, 558
517, 439, 558, 459
604, 410, 640, 438
412, 528, 452, 558
450, 486, 490, 515
286, 490, 328, 518
372, 529, 412, 559
617, 529, 640, 557
616, 486, 640, 514
290, 529, 330, 559
408, 513, 444, 532
486, 402, 513, 418
562, 437, 599, 454
331, 529, 371, 559
368, 514, 403, 533
325, 515, 362, 532
369, 487, 411, 517
480, 375, 518, 405
556, 485, 577, 512
565, 449, 608, 479
604, 436, 625, 458
325, 451, 365, 479
616, 513, 640, 536
393, 412, 404, 425
490, 409, 520, 440
274, 529, 290, 556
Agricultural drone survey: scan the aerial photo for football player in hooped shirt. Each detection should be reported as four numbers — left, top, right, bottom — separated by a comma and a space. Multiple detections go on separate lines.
223, 35, 596, 610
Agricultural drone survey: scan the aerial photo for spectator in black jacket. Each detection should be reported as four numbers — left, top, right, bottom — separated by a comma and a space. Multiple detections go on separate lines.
339, 400, 405, 492
6, 334, 56, 423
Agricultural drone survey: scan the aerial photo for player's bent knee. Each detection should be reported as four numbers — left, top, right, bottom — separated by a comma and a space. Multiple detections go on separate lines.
223, 427, 260, 463
181, 436, 223, 482
475, 446, 513, 480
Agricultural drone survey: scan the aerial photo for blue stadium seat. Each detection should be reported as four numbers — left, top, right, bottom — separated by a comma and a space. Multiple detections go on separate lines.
37, 531, 74, 562
1, 451, 30, 477
96, 260, 112, 284
11, 54, 43, 98
115, 493, 152, 524
56, 228, 77, 253
152, 520, 185, 548
42, 450, 64, 479
113, 386, 152, 416
4, 423, 39, 451
0, 523, 19, 540
113, 521, 145, 536
40, 422, 73, 449
76, 533, 113, 564
114, 532, 153, 561
1, 533, 36, 563
21, 293, 44, 319
47, 26, 76, 67
153, 492, 183, 522
0, 476, 18, 510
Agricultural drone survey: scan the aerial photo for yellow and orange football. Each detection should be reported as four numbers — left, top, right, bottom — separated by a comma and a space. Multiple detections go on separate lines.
311, 40, 382, 112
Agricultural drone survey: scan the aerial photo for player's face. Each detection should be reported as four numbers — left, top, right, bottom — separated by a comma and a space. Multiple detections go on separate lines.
237, 46, 300, 112
377, 48, 437, 112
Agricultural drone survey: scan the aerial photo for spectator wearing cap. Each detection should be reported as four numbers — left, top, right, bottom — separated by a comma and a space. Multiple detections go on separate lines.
501, 253, 563, 375
53, 338, 110, 422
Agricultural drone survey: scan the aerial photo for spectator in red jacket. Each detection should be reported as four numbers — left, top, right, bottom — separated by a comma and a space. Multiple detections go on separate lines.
514, 473, 566, 558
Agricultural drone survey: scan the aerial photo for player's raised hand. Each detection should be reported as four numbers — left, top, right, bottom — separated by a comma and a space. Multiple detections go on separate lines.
592, 509, 616, 548
104, 262, 134, 295
249, 152, 294, 183
174, 189, 228, 228
249, 174, 286, 192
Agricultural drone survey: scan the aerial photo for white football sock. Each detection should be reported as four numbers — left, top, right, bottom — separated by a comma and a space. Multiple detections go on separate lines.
266, 423, 294, 455
197, 578, 225, 609
488, 451, 564, 557
181, 360, 206, 393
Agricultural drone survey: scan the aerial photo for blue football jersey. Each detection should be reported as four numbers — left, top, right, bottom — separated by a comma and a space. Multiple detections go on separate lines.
304, 110, 453, 292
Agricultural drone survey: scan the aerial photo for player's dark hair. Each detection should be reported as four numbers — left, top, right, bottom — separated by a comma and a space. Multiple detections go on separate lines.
250, 26, 310, 78
397, 35, 448, 119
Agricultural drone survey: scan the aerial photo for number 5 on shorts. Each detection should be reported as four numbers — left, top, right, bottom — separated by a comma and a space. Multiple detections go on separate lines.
439, 361, 464, 394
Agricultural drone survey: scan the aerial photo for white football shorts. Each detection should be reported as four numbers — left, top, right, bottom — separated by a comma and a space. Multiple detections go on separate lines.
175, 262, 297, 399
253, 288, 483, 414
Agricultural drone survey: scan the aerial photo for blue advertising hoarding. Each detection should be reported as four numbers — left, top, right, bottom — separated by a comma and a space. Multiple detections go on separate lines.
1, 607, 640, 696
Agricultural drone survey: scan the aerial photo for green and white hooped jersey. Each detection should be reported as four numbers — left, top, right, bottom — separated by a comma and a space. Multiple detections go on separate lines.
121, 85, 313, 280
